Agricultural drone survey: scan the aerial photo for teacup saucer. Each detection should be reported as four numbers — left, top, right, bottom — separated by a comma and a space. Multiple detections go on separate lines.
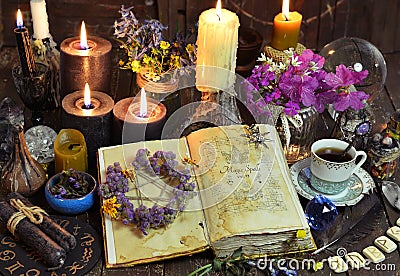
290, 158, 375, 206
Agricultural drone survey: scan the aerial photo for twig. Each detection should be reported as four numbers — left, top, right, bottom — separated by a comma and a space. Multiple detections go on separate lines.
227, 0, 346, 26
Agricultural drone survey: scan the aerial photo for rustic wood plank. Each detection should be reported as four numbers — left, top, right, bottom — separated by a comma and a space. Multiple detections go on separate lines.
297, 0, 320, 50
370, 0, 398, 53
164, 251, 217, 276
332, 0, 350, 40
168, 0, 186, 38
383, 53, 400, 110
395, 2, 400, 52
345, 0, 374, 40
185, 0, 215, 29
315, 0, 336, 51
3, 1, 158, 46
232, 0, 277, 44
157, 0, 170, 39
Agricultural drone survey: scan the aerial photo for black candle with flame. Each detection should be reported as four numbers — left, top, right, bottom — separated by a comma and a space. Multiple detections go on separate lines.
60, 21, 112, 99
61, 82, 114, 174
14, 9, 37, 77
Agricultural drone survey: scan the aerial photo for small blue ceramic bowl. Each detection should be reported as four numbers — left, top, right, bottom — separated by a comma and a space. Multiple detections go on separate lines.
45, 171, 97, 215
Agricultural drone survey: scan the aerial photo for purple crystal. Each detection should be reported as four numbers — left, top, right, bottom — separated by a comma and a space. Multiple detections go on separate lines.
356, 121, 371, 136
305, 194, 338, 231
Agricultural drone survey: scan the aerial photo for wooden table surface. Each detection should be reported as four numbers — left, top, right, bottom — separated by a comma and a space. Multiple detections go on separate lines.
1, 46, 400, 275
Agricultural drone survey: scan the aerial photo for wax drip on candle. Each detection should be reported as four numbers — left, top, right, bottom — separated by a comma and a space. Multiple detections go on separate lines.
80, 21, 89, 50
16, 9, 23, 29
139, 88, 147, 118
82, 83, 94, 109
282, 0, 290, 21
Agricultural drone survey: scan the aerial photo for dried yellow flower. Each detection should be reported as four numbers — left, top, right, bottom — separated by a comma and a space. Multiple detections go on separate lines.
296, 229, 307, 239
102, 196, 121, 219
160, 41, 170, 50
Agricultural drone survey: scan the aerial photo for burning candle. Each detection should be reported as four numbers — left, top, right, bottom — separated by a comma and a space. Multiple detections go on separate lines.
196, 0, 240, 92
54, 129, 88, 173
30, 0, 50, 40
61, 83, 114, 173
270, 0, 302, 51
60, 21, 112, 99
14, 9, 37, 77
113, 88, 167, 144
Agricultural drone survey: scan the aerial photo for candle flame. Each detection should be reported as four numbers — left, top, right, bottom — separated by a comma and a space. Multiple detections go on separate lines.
16, 9, 23, 28
80, 21, 89, 50
216, 0, 222, 20
84, 83, 91, 107
282, 0, 290, 20
139, 88, 147, 117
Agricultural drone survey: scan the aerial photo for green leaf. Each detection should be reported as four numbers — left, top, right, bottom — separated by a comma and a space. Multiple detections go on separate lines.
231, 246, 243, 259
213, 258, 223, 272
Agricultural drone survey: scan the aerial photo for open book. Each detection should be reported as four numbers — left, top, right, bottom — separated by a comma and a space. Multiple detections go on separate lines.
98, 124, 315, 268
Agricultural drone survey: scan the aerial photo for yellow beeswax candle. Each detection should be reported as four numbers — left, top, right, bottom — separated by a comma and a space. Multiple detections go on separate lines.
196, 0, 240, 92
270, 0, 302, 51
54, 129, 88, 173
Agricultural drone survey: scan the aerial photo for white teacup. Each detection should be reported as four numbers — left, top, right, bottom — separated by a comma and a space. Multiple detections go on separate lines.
310, 139, 367, 194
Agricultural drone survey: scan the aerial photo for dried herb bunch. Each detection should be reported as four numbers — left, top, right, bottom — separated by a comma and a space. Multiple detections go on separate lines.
51, 169, 93, 199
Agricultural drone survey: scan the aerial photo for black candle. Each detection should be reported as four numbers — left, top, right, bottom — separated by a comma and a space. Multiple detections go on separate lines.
14, 9, 37, 77
60, 22, 112, 99
61, 84, 114, 174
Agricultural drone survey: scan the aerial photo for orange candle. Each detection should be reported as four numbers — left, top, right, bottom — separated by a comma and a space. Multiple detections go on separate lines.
270, 0, 302, 51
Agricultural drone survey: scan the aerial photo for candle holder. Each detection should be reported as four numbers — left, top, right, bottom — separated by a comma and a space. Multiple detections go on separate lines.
264, 43, 306, 63
113, 96, 167, 144
32, 37, 61, 108
60, 35, 112, 98
61, 90, 114, 174
12, 63, 58, 123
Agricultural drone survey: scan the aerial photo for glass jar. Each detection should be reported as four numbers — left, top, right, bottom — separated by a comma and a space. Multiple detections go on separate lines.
276, 106, 319, 164
368, 133, 400, 181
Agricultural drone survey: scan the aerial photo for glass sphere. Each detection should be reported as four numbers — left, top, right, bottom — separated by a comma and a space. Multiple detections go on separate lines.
319, 37, 387, 100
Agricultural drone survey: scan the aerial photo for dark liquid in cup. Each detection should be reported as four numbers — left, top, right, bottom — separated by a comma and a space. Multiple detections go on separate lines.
315, 147, 353, 163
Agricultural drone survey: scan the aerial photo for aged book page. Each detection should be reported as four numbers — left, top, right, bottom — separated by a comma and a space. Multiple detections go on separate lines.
98, 124, 314, 266
98, 138, 209, 267
186, 124, 312, 255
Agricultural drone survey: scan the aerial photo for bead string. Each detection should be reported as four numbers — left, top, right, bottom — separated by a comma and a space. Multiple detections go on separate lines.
7, 198, 48, 236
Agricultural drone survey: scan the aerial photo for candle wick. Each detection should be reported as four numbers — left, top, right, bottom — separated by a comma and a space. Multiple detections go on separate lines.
216, 14, 221, 21
82, 103, 95, 109
283, 14, 289, 21
68, 143, 82, 150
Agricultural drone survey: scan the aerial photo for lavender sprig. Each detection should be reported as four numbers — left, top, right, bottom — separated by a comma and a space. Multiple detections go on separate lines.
99, 149, 196, 235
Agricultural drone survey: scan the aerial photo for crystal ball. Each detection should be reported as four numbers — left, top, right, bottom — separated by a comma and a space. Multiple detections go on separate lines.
305, 194, 338, 231
25, 125, 57, 164
319, 37, 387, 100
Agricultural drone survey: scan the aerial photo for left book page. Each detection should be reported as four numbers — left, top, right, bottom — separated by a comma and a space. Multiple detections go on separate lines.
98, 138, 209, 268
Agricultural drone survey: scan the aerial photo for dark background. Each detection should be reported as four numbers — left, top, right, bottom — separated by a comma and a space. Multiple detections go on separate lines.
2, 0, 400, 53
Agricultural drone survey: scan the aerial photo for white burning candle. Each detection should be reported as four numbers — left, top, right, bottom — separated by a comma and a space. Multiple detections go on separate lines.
139, 88, 147, 118
30, 0, 50, 40
84, 82, 92, 108
80, 21, 89, 50
196, 0, 240, 92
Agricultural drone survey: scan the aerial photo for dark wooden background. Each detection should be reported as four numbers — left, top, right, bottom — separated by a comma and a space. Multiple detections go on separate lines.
2, 0, 400, 53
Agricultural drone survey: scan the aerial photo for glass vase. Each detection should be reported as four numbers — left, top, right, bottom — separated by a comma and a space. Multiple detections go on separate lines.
275, 106, 319, 164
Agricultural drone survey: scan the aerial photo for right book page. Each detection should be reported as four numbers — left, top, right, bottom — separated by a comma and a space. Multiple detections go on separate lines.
186, 124, 314, 257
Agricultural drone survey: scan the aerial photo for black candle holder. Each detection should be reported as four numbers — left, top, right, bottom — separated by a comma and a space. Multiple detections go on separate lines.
12, 63, 58, 123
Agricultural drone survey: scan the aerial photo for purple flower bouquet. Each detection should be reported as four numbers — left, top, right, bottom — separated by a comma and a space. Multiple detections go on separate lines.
245, 49, 369, 118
